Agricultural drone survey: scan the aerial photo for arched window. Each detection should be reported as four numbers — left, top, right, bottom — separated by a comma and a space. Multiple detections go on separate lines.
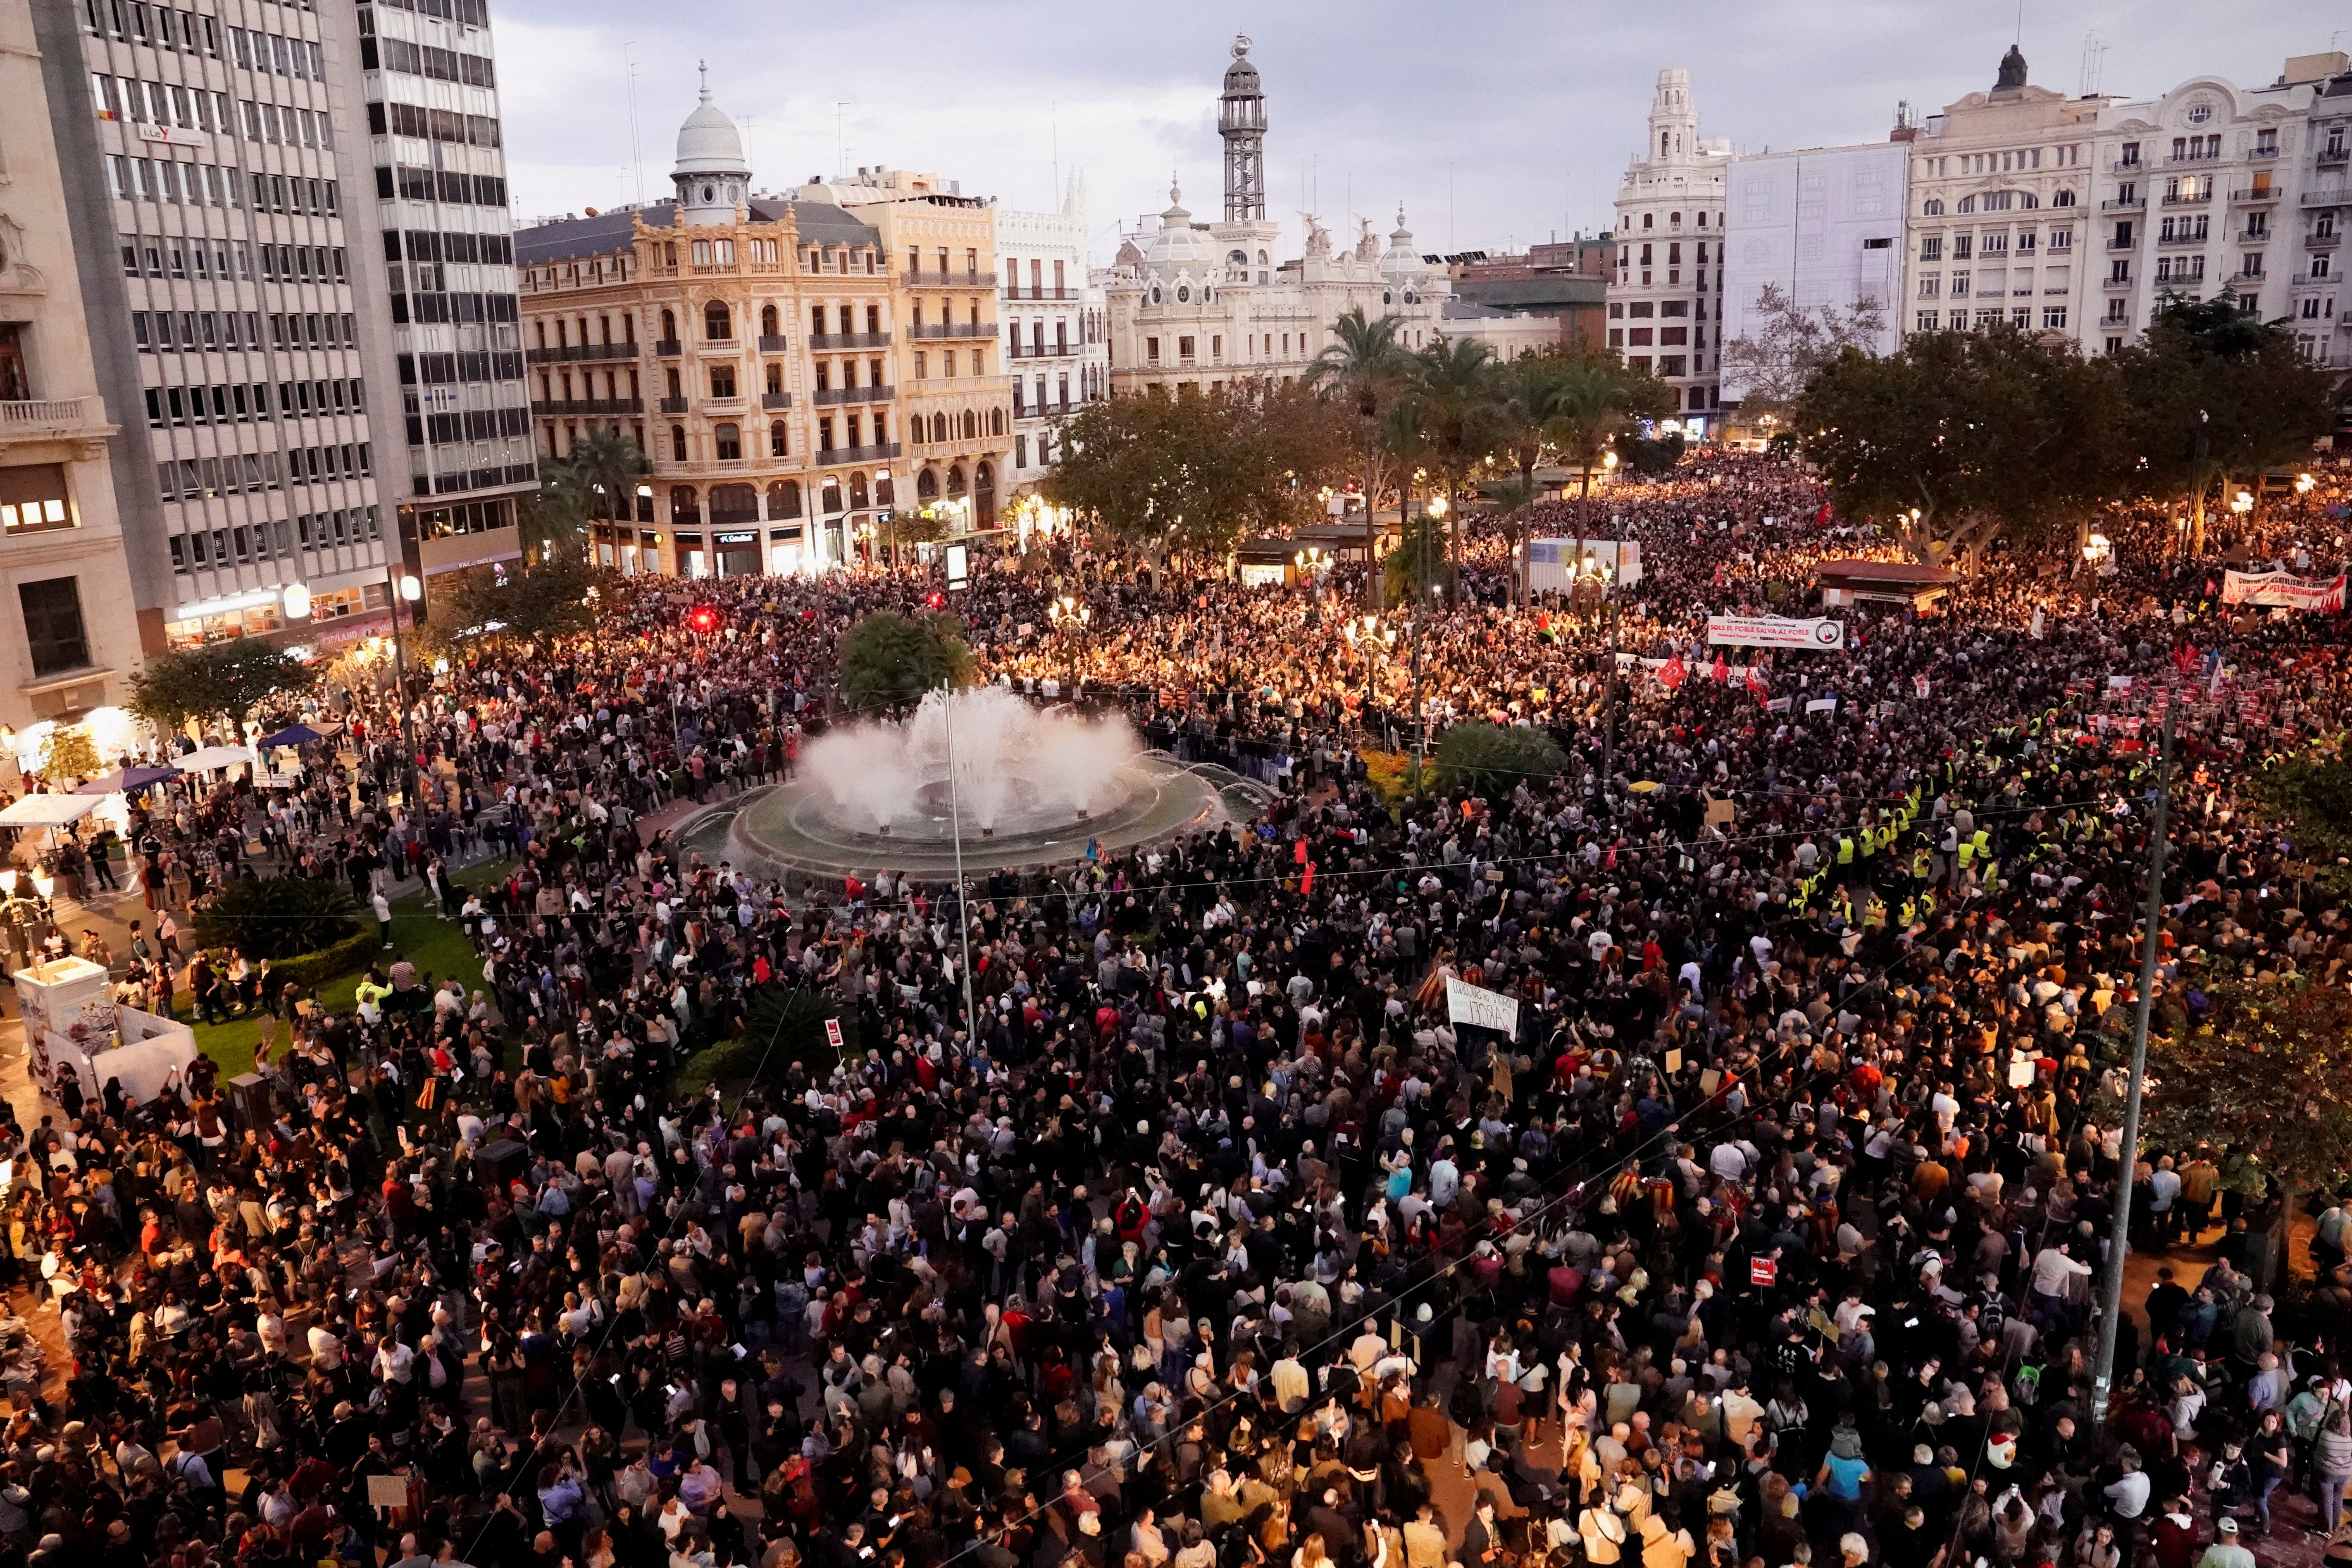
916, 468, 939, 500
669, 484, 698, 522
932, 412, 949, 443
709, 483, 757, 522
766, 479, 802, 519
670, 424, 687, 462
822, 479, 844, 514
848, 472, 870, 509
989, 407, 1006, 436
975, 460, 996, 527
1670, 211, 1681, 223
2052, 189, 2076, 208
1641, 212, 1654, 229
714, 422, 741, 460
769, 421, 789, 458
760, 303, 779, 337
947, 464, 966, 497
960, 409, 978, 441
1922, 198, 1945, 215
704, 301, 731, 340
875, 475, 894, 507
661, 308, 678, 339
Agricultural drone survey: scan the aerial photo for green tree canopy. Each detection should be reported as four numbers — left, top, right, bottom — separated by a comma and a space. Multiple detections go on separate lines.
1434, 720, 1567, 795
1550, 352, 1672, 496
2128, 973, 2352, 1197
129, 639, 319, 736
1795, 323, 2126, 565
423, 550, 606, 653
1308, 306, 1412, 605
1385, 514, 1458, 606
837, 610, 975, 714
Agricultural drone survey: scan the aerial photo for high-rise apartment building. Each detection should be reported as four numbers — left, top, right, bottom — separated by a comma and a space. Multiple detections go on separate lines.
0, 0, 144, 732
1610, 68, 1733, 435
355, 0, 535, 581
995, 175, 1108, 500
33, 0, 406, 653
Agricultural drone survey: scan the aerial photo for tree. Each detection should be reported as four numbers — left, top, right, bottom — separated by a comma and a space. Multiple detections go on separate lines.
129, 640, 319, 736
1719, 281, 1887, 424
1551, 353, 1671, 497
1042, 379, 1349, 564
423, 551, 604, 653
837, 610, 975, 715
2130, 974, 2352, 1200
523, 457, 594, 562
2115, 288, 2338, 553
572, 427, 648, 531
1308, 306, 1412, 606
33, 725, 99, 785
1385, 514, 1457, 606
1434, 720, 1567, 795
1796, 324, 2127, 565
1616, 431, 1686, 476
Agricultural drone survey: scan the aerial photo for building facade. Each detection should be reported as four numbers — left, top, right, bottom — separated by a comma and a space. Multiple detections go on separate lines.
1101, 38, 1461, 394
355, 0, 535, 581
1610, 68, 1733, 434
994, 175, 1108, 497
519, 90, 1013, 577
33, 0, 404, 653
1718, 140, 1907, 404
2299, 60, 2352, 370
0, 0, 143, 732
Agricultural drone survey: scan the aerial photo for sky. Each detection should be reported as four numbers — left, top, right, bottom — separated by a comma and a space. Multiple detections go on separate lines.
494, 0, 2345, 262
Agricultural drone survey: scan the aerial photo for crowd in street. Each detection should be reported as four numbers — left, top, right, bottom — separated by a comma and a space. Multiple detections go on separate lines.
0, 452, 2348, 1568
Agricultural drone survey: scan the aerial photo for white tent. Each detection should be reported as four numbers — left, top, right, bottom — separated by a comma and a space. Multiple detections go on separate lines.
176, 745, 257, 772
0, 795, 100, 827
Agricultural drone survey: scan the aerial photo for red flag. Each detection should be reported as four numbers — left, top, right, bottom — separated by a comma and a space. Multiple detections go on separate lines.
1746, 665, 1769, 702
1661, 654, 1688, 690
1294, 839, 1309, 865
1710, 653, 1729, 684
1299, 862, 1315, 897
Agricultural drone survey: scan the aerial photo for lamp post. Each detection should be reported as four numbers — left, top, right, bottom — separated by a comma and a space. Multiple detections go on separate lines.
1047, 594, 1091, 696
1409, 494, 1447, 795
384, 561, 423, 810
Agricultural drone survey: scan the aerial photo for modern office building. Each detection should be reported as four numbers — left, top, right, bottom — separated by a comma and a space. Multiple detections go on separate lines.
33, 0, 407, 653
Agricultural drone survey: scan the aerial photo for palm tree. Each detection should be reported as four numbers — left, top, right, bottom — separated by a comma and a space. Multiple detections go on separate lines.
1491, 352, 1571, 606
525, 458, 593, 563
571, 427, 648, 539
1409, 336, 1502, 570
1551, 355, 1668, 498
1307, 306, 1410, 605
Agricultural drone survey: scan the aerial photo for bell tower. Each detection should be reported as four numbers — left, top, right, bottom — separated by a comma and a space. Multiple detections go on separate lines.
1219, 36, 1265, 223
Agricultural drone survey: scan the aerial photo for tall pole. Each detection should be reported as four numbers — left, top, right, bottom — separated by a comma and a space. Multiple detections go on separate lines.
384, 556, 421, 811
2090, 704, 2175, 1415
941, 686, 978, 1041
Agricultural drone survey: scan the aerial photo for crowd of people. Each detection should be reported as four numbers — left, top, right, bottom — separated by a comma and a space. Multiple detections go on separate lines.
0, 451, 2347, 1568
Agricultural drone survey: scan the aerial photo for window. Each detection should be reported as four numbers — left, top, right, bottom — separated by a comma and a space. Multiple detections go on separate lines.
1916, 310, 1939, 331
0, 464, 74, 534
2042, 307, 2068, 329
770, 421, 789, 457
1920, 237, 1943, 261
1178, 335, 1195, 359
19, 577, 89, 677
1922, 199, 1945, 216
704, 301, 731, 340
671, 424, 686, 462
710, 365, 736, 398
714, 423, 741, 460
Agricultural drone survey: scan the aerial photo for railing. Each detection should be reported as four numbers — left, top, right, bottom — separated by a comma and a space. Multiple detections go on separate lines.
812, 385, 896, 406
2100, 196, 2145, 211
2302, 186, 2352, 207
2107, 157, 2143, 173
2318, 147, 2350, 166
2238, 229, 2271, 242
2164, 152, 2220, 166
757, 335, 789, 353
2105, 238, 2136, 250
812, 441, 901, 464
2156, 230, 2210, 247
0, 397, 93, 434
1008, 343, 1079, 359
2102, 273, 2133, 288
806, 331, 891, 350
2230, 187, 2280, 203
529, 398, 643, 416
2249, 146, 2281, 159
910, 322, 995, 339
2161, 190, 2212, 206
696, 336, 739, 350
658, 396, 688, 413
760, 392, 793, 410
653, 339, 682, 356
901, 269, 996, 287
2308, 231, 2343, 250
1004, 285, 1074, 300
525, 342, 637, 365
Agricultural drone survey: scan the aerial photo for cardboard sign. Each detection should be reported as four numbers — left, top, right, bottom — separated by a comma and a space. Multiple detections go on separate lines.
1446, 976, 1521, 1037
824, 1018, 844, 1051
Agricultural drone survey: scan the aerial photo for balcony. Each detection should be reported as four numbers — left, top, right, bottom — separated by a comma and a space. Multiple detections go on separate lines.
2157, 230, 2211, 247
2308, 231, 2343, 250
525, 342, 638, 365
696, 336, 739, 352
901, 269, 996, 287
1004, 285, 1074, 301
658, 396, 688, 414
812, 385, 895, 406
1008, 343, 1079, 360
2319, 146, 2350, 167
760, 391, 793, 410
2250, 145, 2281, 160
2164, 152, 2221, 166
2101, 195, 2145, 211
2302, 186, 2352, 208
529, 398, 644, 417
813, 441, 901, 465
757, 334, 788, 353
0, 397, 103, 443
2107, 157, 2144, 173
806, 331, 891, 350
2161, 189, 2212, 206
2230, 187, 2280, 205
2239, 229, 2271, 243
910, 321, 996, 340
653, 339, 682, 357
2102, 273, 2135, 290
2106, 238, 2138, 251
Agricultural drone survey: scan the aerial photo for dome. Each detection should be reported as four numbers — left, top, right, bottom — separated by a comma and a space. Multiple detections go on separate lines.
1144, 183, 1215, 268
1222, 35, 1260, 94
1380, 207, 1421, 276
674, 65, 749, 178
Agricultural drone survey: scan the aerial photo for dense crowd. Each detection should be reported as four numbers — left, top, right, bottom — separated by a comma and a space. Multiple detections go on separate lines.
0, 452, 2349, 1568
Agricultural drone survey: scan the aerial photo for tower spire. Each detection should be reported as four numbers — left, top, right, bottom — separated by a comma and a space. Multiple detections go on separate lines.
1218, 35, 1265, 224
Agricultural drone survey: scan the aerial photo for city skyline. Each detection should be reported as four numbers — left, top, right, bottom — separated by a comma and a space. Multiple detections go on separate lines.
496, 0, 2337, 261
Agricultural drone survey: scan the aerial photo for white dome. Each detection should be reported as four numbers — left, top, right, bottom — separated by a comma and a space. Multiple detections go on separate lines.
1144, 183, 1215, 267
674, 68, 748, 179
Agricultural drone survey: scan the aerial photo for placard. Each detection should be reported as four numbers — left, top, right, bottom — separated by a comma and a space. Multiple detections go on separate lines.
824, 1018, 844, 1050
1444, 976, 1521, 1037
1706, 615, 1845, 651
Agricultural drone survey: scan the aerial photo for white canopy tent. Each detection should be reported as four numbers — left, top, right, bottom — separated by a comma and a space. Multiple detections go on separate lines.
0, 795, 101, 827
175, 745, 257, 772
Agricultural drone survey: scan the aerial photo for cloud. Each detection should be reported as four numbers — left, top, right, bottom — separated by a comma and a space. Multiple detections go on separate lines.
489, 0, 2337, 259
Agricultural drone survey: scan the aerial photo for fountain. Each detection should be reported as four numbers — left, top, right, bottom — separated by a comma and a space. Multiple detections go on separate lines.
722, 687, 1223, 883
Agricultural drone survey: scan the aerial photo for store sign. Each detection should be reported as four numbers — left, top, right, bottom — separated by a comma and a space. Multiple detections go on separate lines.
1706, 614, 1846, 651
2221, 570, 2346, 612
715, 531, 756, 545
138, 123, 210, 150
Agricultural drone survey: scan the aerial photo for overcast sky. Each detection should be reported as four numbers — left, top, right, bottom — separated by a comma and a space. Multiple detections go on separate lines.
495, 1, 2343, 261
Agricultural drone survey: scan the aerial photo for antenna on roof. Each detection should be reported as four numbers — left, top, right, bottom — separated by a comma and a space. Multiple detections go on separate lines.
624, 41, 643, 205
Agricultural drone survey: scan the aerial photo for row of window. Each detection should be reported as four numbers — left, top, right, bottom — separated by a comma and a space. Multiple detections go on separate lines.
397, 350, 525, 385
1917, 146, 2085, 180
155, 442, 370, 503
1608, 300, 1695, 320
407, 409, 530, 445
243, 98, 334, 151
123, 239, 355, 291
89, 75, 231, 136
144, 378, 365, 426
1009, 376, 1086, 419
229, 24, 326, 81
1920, 231, 2073, 260
1916, 272, 2068, 299
389, 291, 520, 326
387, 229, 516, 266
1609, 326, 1701, 348
359, 36, 497, 88
83, 0, 222, 54
133, 309, 358, 352
165, 507, 382, 577
1912, 307, 2071, 331
367, 100, 502, 149
365, 0, 491, 24
107, 155, 343, 220
376, 166, 508, 208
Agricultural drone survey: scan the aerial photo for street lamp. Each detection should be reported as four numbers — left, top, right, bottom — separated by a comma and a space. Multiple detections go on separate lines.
1047, 594, 1091, 694
384, 562, 424, 811
281, 582, 312, 621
